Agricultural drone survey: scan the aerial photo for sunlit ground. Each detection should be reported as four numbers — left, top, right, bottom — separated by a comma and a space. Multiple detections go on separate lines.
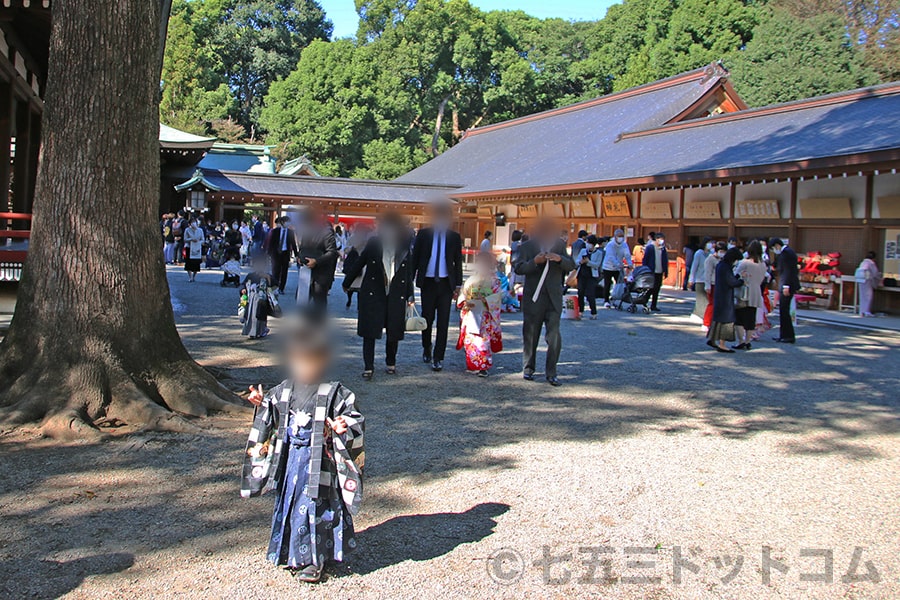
0, 266, 896, 599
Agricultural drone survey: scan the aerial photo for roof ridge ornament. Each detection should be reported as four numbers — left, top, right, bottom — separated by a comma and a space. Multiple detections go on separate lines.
174, 168, 221, 193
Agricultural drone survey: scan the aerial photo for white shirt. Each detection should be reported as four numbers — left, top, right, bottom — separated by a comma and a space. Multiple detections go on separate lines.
382, 243, 397, 295
426, 229, 448, 279
280, 228, 288, 252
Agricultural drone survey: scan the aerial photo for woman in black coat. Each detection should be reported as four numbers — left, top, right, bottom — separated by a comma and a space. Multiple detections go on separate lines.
707, 247, 743, 353
342, 213, 414, 379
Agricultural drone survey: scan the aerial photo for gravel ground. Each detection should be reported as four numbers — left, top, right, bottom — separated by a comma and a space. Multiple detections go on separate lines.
0, 264, 897, 599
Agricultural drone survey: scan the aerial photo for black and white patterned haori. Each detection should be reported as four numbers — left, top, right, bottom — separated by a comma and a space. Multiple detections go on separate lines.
241, 381, 365, 570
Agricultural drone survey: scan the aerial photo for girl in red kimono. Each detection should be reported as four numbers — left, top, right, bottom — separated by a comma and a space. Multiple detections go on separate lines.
457, 252, 503, 376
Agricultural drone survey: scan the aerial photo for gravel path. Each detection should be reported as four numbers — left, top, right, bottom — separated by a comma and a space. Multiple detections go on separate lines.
0, 265, 897, 599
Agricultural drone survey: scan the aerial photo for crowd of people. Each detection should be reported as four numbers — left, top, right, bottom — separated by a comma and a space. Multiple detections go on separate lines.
160, 211, 253, 272
226, 210, 887, 586
163, 202, 890, 376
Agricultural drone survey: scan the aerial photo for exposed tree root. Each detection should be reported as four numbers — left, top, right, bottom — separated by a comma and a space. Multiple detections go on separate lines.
0, 352, 247, 440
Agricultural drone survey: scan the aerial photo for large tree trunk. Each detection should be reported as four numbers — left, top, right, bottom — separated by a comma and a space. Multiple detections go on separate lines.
0, 0, 240, 439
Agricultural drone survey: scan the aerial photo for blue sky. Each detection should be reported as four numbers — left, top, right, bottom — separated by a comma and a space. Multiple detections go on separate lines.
320, 0, 620, 39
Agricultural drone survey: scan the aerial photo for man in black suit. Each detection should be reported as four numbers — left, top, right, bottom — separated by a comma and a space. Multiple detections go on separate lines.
267, 217, 297, 294
514, 217, 576, 386
294, 207, 339, 312
770, 238, 800, 343
250, 214, 265, 255
412, 201, 463, 372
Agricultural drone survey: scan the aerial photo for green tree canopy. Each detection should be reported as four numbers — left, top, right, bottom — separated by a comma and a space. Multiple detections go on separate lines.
260, 40, 382, 177
729, 8, 880, 106
166, 0, 894, 177
160, 0, 332, 140
213, 0, 333, 134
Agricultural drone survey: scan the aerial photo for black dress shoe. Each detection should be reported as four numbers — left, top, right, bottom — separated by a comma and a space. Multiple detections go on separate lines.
423, 352, 432, 363
523, 372, 535, 381
773, 338, 796, 344
546, 376, 562, 387
432, 361, 443, 372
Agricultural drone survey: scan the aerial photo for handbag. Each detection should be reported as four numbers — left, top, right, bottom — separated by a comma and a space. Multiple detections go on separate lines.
266, 290, 283, 318
734, 282, 751, 308
565, 266, 580, 288
405, 304, 428, 332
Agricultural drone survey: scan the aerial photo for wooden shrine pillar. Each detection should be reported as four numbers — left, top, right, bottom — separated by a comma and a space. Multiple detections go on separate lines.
0, 82, 12, 213
11, 99, 32, 219
863, 174, 874, 251
788, 180, 798, 244
728, 183, 736, 238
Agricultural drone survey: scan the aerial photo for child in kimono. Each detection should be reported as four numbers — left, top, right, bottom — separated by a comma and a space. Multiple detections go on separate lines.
221, 252, 242, 287
240, 258, 273, 339
496, 262, 520, 312
242, 312, 365, 584
457, 252, 503, 376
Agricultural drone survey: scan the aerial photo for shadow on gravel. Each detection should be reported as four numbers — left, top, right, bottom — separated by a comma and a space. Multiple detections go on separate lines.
350, 502, 510, 575
0, 552, 134, 599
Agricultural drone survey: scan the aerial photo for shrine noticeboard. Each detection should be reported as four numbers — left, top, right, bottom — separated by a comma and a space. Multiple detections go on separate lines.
642, 202, 673, 220
885, 228, 900, 276
570, 196, 597, 218
684, 201, 722, 220
516, 205, 538, 218
735, 199, 781, 219
878, 196, 900, 219
798, 197, 852, 219
602, 195, 631, 218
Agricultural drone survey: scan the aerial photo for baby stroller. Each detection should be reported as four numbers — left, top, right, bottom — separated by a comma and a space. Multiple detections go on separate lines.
205, 239, 224, 269
616, 266, 655, 313
221, 253, 242, 287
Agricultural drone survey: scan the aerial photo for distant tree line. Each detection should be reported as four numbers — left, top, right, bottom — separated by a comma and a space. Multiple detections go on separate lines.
160, 0, 900, 178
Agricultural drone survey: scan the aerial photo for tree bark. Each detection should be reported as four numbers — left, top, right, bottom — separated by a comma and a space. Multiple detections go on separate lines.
0, 0, 241, 439
430, 94, 452, 157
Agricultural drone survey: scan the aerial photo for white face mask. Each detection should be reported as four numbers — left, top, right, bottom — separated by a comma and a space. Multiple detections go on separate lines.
727, 243, 736, 249
773, 247, 782, 255
761, 244, 767, 253
717, 251, 726, 259
657, 239, 665, 247
615, 237, 624, 244
706, 243, 714, 251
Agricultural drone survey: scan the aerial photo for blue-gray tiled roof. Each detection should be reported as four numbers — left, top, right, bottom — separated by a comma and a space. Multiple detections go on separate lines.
396, 65, 728, 191
204, 170, 457, 204
398, 69, 900, 195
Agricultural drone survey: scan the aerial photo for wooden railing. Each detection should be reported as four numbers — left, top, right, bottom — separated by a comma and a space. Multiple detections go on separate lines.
0, 212, 32, 281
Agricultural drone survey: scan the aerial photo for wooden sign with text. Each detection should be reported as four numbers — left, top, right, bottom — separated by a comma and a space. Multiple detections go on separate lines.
642, 202, 673, 220
570, 196, 598, 218
516, 204, 538, 218
684, 200, 722, 219
735, 199, 781, 219
602, 194, 631, 218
